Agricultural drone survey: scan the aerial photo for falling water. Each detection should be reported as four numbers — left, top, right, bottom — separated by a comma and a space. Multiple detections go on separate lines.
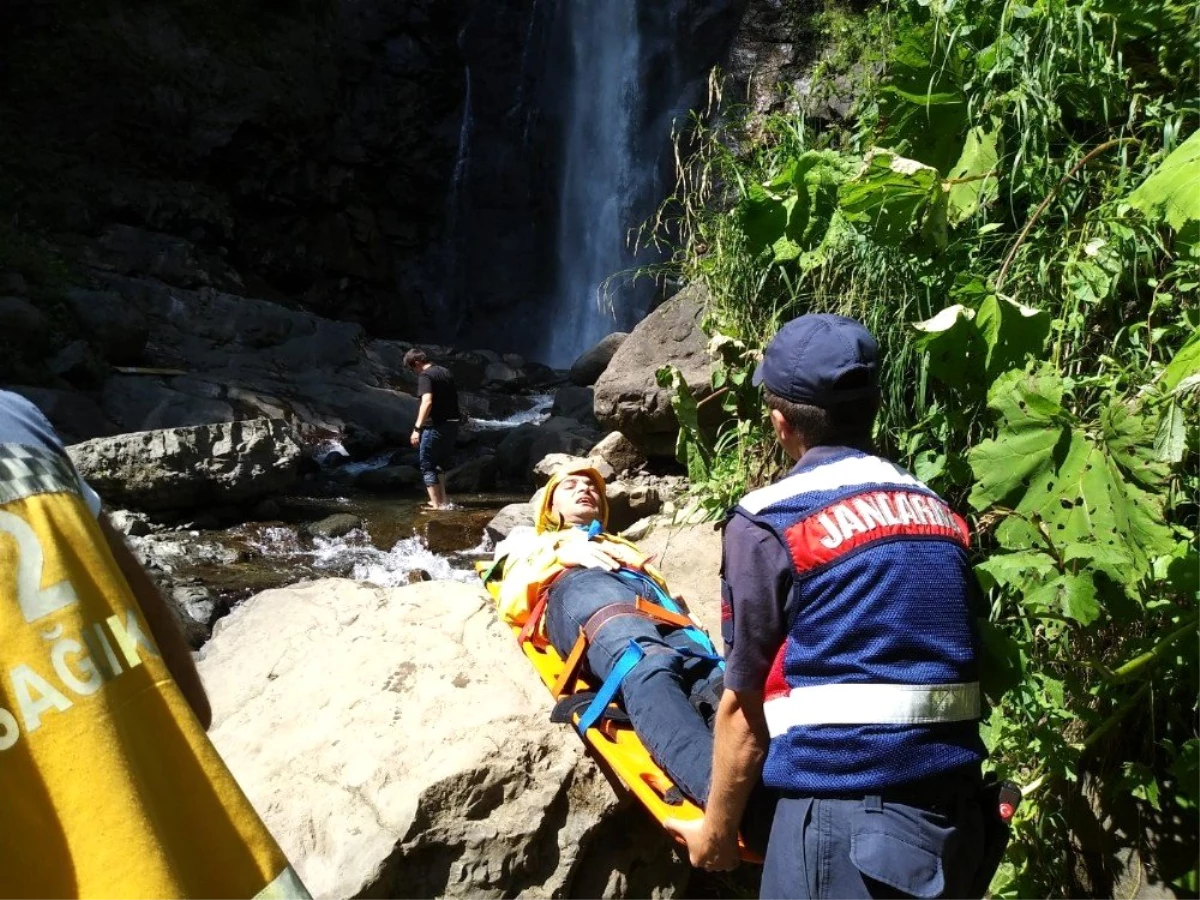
540, 0, 659, 367
441, 26, 474, 335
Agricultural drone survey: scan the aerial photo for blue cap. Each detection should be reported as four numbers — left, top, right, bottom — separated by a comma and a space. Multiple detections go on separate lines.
753, 313, 880, 407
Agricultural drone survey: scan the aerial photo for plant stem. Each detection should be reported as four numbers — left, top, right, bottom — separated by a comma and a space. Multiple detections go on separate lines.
995, 138, 1139, 292
1109, 613, 1200, 684
1080, 681, 1152, 752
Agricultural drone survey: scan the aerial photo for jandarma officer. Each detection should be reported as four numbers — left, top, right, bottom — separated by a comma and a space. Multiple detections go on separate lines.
669, 314, 988, 899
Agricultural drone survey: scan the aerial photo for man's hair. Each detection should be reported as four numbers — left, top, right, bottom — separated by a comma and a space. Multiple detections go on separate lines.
763, 386, 878, 451
403, 348, 428, 368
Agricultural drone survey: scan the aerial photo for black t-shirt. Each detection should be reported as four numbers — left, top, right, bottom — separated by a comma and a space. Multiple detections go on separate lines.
417, 364, 460, 423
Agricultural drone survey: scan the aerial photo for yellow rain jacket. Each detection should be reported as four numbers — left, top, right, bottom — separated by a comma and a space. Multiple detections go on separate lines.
0, 392, 306, 899
494, 464, 671, 628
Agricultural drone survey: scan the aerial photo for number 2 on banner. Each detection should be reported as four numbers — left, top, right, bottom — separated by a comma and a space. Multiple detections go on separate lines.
0, 510, 79, 624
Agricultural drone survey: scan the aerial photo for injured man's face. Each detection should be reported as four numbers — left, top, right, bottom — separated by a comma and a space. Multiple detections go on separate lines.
552, 474, 603, 526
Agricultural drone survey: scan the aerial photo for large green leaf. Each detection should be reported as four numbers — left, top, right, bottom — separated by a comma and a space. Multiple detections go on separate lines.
1161, 331, 1200, 392
1025, 573, 1102, 625
839, 150, 948, 249
1128, 130, 1200, 239
974, 384, 1180, 573
947, 125, 1001, 224
912, 304, 987, 391
878, 31, 968, 174
657, 364, 711, 481
736, 151, 853, 264
736, 181, 788, 259
975, 294, 1052, 379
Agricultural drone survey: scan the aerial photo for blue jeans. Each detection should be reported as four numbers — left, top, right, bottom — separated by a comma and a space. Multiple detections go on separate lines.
545, 567, 722, 805
417, 421, 457, 487
760, 767, 986, 899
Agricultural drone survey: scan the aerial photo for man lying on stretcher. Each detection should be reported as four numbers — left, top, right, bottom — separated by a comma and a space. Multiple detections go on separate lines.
492, 464, 773, 844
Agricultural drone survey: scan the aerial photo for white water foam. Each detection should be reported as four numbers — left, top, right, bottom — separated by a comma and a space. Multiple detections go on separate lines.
470, 392, 554, 430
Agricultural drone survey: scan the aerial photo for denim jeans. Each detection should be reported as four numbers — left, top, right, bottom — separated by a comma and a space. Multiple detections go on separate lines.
417, 421, 457, 487
760, 766, 986, 899
545, 566, 722, 805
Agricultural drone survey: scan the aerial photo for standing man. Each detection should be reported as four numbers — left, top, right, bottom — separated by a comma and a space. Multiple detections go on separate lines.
0, 389, 309, 897
405, 348, 460, 510
669, 314, 987, 898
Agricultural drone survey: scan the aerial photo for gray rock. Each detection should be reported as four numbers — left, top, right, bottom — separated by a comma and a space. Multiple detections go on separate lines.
68, 418, 301, 512
532, 454, 616, 486
606, 483, 664, 534
495, 424, 541, 480
0, 296, 49, 343
303, 513, 364, 540
108, 509, 152, 537
64, 288, 149, 364
445, 454, 497, 492
551, 384, 596, 424
484, 360, 526, 390
48, 340, 107, 388
620, 517, 654, 542
569, 332, 629, 386
590, 431, 647, 475
170, 584, 219, 649
594, 283, 722, 457
485, 502, 536, 545
102, 376, 235, 432
356, 464, 421, 491
528, 417, 601, 469
200, 580, 687, 899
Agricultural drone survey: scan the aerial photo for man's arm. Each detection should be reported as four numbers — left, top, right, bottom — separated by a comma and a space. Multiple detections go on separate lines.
411, 393, 433, 446
667, 689, 769, 869
100, 516, 213, 730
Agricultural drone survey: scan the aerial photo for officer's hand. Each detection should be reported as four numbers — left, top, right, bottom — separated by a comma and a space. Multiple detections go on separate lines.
410, 429, 420, 447
664, 816, 740, 872
555, 541, 620, 571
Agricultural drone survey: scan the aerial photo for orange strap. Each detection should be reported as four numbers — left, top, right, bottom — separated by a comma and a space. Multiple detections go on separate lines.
551, 629, 589, 698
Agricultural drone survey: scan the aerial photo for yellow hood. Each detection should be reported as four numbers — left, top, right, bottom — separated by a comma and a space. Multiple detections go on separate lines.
537, 464, 609, 533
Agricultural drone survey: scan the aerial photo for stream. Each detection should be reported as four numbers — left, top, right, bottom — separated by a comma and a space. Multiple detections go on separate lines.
133, 396, 555, 623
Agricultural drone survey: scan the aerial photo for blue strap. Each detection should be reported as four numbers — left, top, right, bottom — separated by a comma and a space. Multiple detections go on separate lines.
613, 569, 722, 662
576, 639, 644, 734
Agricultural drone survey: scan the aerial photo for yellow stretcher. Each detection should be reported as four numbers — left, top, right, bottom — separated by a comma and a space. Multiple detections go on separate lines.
477, 562, 761, 862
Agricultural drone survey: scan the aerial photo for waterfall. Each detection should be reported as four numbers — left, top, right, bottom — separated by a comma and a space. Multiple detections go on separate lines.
539, 0, 660, 368
440, 27, 474, 335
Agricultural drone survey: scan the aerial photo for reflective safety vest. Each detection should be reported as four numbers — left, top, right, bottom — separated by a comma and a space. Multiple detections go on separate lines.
733, 448, 986, 794
0, 394, 307, 899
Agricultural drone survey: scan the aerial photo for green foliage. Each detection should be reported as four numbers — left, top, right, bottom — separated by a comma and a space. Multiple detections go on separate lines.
651, 0, 1199, 893
1128, 129, 1200, 244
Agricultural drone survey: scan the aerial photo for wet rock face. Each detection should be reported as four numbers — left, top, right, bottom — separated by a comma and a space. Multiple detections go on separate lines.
0, 0, 463, 336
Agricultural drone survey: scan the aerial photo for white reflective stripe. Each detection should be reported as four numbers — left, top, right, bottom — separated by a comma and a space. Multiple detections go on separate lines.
254, 866, 312, 900
739, 455, 924, 514
763, 682, 980, 735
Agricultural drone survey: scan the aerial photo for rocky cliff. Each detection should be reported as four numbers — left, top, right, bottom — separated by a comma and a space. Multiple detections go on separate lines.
0, 0, 834, 375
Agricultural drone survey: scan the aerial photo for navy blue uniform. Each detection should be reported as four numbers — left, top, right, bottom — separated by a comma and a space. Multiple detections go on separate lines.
724, 446, 987, 899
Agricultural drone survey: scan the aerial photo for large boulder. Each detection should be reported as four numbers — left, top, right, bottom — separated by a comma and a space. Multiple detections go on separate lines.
199, 579, 686, 899
569, 332, 629, 386
593, 284, 720, 457
63, 287, 149, 365
551, 385, 597, 424
484, 502, 536, 545
0, 295, 51, 345
636, 521, 725, 637
589, 432, 647, 476
68, 417, 301, 512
